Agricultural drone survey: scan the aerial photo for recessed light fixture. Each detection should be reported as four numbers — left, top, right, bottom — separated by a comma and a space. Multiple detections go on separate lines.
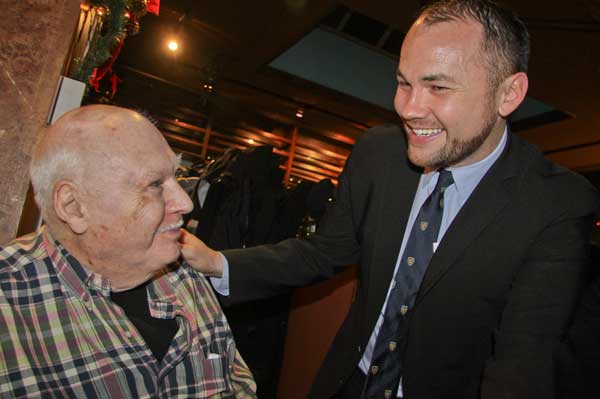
167, 39, 179, 52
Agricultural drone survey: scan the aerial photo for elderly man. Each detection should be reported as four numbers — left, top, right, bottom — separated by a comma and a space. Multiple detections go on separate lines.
0, 105, 256, 398
181, 0, 600, 398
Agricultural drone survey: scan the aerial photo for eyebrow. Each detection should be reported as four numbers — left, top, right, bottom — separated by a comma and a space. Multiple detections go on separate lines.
140, 157, 179, 182
422, 73, 458, 84
396, 70, 458, 84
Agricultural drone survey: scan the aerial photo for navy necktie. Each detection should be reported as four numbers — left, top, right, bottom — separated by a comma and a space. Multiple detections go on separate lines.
364, 169, 454, 399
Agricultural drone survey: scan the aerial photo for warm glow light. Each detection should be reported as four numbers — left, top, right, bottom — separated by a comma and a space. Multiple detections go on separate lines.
296, 108, 304, 118
168, 40, 179, 52
248, 139, 255, 144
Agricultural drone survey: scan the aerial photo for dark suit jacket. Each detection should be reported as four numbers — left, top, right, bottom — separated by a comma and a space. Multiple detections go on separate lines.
558, 267, 600, 398
223, 125, 600, 399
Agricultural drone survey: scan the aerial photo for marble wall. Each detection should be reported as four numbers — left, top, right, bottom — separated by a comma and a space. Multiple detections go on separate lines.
0, 0, 80, 245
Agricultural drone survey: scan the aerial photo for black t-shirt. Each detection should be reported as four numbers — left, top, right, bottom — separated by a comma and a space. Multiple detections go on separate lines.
111, 280, 178, 362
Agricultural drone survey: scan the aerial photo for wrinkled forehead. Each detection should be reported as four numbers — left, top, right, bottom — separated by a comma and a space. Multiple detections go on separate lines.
86, 118, 178, 181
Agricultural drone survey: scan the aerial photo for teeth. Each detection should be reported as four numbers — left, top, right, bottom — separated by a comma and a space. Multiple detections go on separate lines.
412, 128, 443, 137
158, 220, 183, 234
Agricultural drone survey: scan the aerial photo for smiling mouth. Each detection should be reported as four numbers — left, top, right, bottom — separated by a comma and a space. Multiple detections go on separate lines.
409, 127, 444, 137
157, 220, 183, 234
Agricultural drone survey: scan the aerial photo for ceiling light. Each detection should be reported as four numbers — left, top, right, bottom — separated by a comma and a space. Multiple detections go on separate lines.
248, 139, 255, 144
167, 40, 179, 52
296, 108, 304, 118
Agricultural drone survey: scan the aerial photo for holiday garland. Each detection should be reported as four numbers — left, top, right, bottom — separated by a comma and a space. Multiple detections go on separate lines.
69, 0, 159, 95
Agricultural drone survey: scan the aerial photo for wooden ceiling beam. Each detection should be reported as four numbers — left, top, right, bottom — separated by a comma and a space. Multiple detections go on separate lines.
292, 161, 341, 179
293, 153, 343, 174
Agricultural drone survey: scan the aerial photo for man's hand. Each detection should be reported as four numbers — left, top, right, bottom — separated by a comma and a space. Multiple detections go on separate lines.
179, 229, 224, 277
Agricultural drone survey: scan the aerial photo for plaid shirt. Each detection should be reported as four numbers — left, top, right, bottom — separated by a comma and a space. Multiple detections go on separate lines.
0, 227, 256, 398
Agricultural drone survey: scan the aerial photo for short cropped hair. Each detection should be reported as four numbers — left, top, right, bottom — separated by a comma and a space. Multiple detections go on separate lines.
30, 127, 83, 218
420, 0, 530, 88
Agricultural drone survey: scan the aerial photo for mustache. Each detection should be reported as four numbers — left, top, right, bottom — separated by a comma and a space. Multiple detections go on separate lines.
157, 219, 184, 234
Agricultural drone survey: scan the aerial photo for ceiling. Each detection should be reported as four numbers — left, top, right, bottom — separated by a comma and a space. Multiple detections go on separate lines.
96, 0, 600, 184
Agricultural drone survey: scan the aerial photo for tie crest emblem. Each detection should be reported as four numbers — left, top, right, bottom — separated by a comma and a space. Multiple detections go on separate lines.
407, 257, 415, 266
420, 221, 428, 231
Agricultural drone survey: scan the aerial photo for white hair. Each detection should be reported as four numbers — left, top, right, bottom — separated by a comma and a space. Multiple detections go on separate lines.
30, 137, 83, 218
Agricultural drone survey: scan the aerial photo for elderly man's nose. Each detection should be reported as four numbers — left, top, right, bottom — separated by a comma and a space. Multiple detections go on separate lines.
167, 181, 194, 214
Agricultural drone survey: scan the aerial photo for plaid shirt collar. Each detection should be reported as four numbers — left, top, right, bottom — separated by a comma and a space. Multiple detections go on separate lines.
40, 226, 180, 319
41, 226, 111, 301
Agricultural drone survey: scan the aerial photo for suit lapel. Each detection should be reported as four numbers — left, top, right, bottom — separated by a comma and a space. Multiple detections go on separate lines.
415, 132, 522, 304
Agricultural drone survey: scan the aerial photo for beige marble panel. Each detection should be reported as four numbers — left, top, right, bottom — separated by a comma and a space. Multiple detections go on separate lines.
0, 0, 81, 245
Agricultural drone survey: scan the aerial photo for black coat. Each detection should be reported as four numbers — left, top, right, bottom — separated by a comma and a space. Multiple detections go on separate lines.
224, 125, 600, 399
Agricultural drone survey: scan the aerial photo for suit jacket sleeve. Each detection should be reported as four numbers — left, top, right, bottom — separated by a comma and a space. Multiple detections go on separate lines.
481, 170, 600, 398
221, 128, 383, 304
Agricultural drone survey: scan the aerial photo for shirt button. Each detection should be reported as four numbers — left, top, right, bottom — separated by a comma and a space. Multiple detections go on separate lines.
125, 331, 132, 338
371, 365, 379, 375
388, 342, 397, 352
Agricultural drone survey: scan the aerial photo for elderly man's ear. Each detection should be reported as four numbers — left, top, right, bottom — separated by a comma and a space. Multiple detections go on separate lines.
53, 181, 89, 234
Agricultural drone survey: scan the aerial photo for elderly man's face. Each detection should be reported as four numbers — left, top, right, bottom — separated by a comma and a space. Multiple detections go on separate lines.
394, 19, 505, 171
82, 117, 193, 283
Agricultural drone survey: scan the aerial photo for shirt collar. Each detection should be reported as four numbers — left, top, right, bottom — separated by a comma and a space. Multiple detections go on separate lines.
421, 127, 508, 199
43, 227, 113, 300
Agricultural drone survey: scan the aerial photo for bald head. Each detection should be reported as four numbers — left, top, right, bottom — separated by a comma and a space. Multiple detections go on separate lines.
30, 105, 167, 220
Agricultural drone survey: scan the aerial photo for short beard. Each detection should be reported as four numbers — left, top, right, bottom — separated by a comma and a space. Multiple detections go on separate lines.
417, 109, 498, 170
